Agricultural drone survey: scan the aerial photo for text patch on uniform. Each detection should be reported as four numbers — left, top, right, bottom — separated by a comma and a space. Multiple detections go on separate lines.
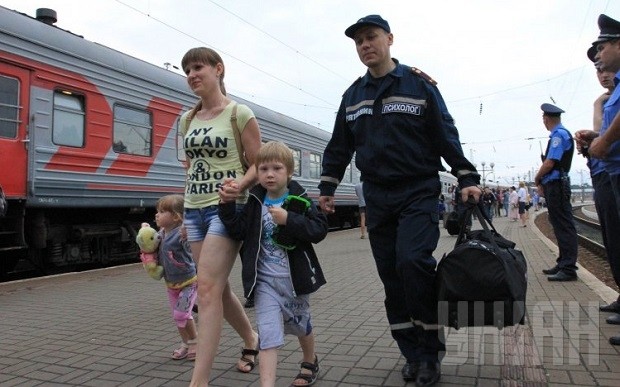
345, 100, 374, 122
381, 96, 426, 116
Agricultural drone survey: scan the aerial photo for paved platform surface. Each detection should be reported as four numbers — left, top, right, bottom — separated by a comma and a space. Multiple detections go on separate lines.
1, 210, 619, 386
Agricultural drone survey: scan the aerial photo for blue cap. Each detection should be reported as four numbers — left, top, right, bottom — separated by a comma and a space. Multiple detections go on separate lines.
345, 15, 390, 38
592, 14, 620, 45
541, 103, 564, 116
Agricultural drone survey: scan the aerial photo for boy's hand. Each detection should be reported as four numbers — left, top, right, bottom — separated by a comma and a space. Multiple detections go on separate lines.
219, 178, 240, 203
268, 206, 288, 225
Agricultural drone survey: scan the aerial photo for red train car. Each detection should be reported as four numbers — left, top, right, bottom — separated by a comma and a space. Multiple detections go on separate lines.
0, 6, 361, 275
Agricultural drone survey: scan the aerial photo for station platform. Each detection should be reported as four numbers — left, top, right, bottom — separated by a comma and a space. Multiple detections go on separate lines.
1, 210, 619, 386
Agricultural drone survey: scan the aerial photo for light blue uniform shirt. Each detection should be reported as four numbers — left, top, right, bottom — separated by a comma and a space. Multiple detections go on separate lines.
601, 70, 620, 176
542, 124, 572, 184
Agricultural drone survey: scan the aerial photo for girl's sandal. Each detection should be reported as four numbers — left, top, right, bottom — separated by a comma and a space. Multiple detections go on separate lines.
171, 343, 189, 360
291, 355, 319, 386
186, 339, 197, 361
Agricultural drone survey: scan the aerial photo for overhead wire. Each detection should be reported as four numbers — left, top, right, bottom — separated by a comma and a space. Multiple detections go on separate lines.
113, 0, 337, 109
207, 0, 350, 82
114, 0, 611, 133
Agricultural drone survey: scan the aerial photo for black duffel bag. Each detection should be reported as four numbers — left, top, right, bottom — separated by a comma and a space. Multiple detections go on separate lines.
436, 201, 527, 329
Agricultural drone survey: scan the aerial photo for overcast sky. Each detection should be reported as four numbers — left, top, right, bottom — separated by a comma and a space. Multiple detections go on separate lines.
4, 0, 620, 186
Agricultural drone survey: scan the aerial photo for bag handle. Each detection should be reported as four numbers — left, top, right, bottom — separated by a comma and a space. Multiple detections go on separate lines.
455, 196, 501, 251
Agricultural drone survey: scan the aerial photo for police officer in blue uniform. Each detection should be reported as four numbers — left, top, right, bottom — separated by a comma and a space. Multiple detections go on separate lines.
535, 103, 578, 281
318, 15, 481, 386
583, 14, 620, 344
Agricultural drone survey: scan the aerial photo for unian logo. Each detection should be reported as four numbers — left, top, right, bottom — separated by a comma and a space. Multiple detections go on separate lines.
381, 96, 426, 116
345, 100, 374, 122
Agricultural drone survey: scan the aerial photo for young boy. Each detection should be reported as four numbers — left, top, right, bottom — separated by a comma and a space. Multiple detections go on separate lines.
148, 194, 198, 360
218, 141, 328, 387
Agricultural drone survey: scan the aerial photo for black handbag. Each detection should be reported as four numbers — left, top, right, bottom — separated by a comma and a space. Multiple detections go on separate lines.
436, 202, 527, 329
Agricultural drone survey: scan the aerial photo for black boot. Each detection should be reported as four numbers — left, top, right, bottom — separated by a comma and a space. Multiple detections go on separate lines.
415, 361, 441, 386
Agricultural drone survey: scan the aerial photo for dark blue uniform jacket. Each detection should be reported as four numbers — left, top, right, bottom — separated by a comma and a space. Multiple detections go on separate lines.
319, 60, 479, 196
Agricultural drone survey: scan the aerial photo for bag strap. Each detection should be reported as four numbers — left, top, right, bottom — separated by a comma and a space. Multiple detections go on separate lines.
181, 102, 248, 172
229, 103, 248, 172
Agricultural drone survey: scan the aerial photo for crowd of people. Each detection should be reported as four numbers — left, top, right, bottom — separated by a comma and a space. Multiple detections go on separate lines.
134, 12, 620, 387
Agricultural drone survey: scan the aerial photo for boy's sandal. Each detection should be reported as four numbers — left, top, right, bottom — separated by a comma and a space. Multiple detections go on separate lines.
237, 348, 259, 373
171, 343, 189, 360
291, 355, 319, 386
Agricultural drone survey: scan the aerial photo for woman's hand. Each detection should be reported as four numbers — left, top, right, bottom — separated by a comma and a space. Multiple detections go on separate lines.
218, 178, 240, 203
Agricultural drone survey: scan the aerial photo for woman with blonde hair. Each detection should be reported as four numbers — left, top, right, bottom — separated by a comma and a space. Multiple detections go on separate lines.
180, 47, 261, 386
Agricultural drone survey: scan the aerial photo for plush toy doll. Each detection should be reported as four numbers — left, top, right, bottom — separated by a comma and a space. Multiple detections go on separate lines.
135, 222, 164, 280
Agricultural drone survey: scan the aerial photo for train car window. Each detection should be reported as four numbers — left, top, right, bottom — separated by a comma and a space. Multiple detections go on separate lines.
291, 147, 301, 176
309, 152, 321, 179
0, 76, 19, 139
113, 105, 152, 156
52, 91, 85, 147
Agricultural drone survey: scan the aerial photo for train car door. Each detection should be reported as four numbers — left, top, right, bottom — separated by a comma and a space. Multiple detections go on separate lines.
0, 63, 29, 198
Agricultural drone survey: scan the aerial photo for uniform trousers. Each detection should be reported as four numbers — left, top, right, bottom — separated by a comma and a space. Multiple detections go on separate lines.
593, 171, 620, 301
364, 177, 445, 363
611, 173, 620, 225
543, 179, 578, 273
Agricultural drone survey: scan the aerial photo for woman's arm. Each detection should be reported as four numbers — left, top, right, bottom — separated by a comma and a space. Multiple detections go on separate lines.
237, 117, 261, 192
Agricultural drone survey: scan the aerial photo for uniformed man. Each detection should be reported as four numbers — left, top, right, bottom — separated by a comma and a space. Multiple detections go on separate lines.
318, 15, 481, 386
582, 14, 620, 345
588, 15, 620, 163
535, 103, 578, 281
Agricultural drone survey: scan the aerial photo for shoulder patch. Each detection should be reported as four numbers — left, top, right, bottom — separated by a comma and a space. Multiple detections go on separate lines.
411, 67, 437, 86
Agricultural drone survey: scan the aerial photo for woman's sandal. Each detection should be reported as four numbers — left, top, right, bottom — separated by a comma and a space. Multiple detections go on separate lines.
171, 343, 189, 360
237, 347, 259, 373
291, 355, 319, 386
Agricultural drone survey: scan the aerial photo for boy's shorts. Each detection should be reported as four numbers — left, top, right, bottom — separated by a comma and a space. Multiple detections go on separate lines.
254, 276, 312, 350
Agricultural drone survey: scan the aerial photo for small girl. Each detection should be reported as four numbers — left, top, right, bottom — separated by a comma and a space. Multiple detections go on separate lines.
148, 194, 198, 360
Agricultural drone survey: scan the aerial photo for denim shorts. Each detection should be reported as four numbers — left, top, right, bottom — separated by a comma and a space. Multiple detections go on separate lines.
184, 205, 242, 243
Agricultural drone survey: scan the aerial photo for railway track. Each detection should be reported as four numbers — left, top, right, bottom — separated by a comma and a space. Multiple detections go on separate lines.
532, 204, 616, 292
572, 206, 607, 258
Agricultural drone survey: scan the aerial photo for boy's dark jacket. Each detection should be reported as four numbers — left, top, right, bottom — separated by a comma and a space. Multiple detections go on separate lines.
218, 180, 328, 299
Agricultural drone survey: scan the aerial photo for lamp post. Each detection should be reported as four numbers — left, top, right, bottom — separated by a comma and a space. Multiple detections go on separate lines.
478, 161, 495, 188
